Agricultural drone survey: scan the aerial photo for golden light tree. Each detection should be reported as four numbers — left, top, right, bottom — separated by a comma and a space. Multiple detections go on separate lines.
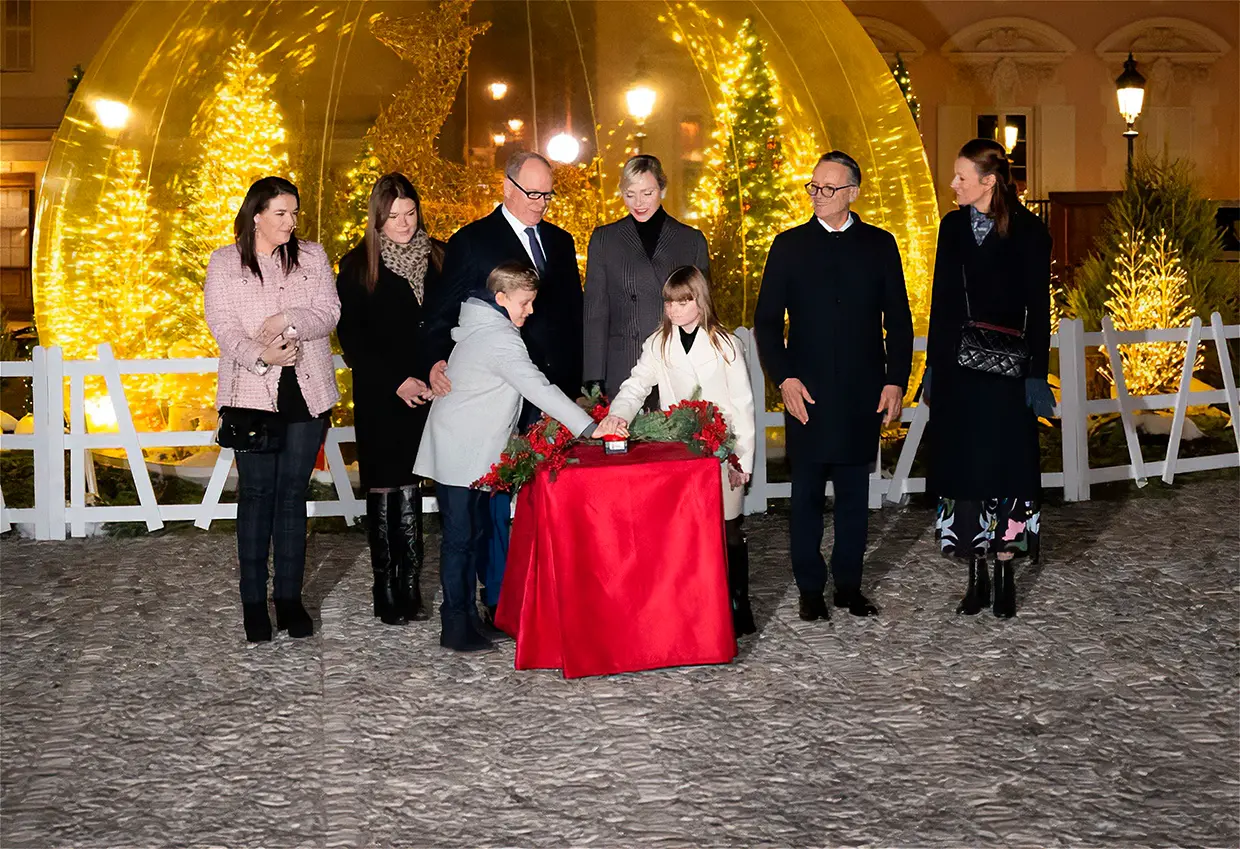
665, 8, 817, 330
1103, 228, 1201, 395
74, 149, 169, 358
173, 41, 290, 314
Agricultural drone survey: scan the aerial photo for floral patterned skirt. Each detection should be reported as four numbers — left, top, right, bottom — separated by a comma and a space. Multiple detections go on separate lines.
935, 498, 1041, 562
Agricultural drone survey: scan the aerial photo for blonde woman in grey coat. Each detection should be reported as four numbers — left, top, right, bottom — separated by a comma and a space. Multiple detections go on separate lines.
583, 155, 710, 398
414, 262, 598, 652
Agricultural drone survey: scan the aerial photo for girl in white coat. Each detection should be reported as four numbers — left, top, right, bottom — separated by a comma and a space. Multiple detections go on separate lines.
597, 266, 757, 635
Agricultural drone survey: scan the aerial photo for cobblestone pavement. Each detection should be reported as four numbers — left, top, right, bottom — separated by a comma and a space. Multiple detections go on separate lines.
1, 477, 1238, 848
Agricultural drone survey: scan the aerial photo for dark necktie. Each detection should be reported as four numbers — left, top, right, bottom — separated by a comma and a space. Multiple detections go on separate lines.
524, 226, 546, 276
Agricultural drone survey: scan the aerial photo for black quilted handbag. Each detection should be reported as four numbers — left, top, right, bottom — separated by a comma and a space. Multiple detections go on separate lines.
217, 407, 285, 453
955, 268, 1029, 379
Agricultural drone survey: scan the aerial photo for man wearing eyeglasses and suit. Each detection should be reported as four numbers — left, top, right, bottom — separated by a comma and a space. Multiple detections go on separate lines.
425, 150, 583, 409
423, 149, 584, 627
753, 150, 913, 621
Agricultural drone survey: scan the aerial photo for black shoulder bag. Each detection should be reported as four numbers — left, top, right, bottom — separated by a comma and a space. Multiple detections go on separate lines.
216, 361, 285, 453
955, 267, 1030, 379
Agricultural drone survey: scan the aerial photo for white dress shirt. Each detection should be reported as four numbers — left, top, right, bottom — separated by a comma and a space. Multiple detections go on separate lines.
816, 211, 855, 233
500, 203, 546, 266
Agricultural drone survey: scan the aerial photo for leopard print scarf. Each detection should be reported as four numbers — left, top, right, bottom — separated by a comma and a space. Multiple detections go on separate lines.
379, 230, 431, 304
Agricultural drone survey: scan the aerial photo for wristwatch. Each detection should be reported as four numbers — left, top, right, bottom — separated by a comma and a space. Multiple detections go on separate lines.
255, 357, 270, 374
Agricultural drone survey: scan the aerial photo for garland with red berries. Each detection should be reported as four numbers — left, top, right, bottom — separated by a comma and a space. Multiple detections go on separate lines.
471, 385, 740, 493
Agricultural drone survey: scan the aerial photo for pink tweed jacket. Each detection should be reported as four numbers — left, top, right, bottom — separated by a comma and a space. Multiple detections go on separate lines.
204, 240, 341, 417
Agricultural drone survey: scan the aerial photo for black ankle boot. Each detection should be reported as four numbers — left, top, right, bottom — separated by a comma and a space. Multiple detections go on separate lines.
367, 491, 405, 626
274, 597, 314, 638
993, 559, 1016, 619
726, 540, 756, 637
394, 484, 428, 621
956, 556, 990, 615
243, 602, 272, 643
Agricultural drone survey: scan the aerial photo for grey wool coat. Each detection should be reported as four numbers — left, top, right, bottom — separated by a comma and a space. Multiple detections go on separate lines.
413, 299, 595, 488
582, 212, 710, 392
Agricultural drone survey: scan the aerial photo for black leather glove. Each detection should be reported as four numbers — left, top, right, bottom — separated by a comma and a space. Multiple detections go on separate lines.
1024, 377, 1055, 418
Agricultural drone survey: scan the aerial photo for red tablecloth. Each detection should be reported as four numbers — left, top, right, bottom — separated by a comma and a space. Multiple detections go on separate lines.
495, 441, 736, 678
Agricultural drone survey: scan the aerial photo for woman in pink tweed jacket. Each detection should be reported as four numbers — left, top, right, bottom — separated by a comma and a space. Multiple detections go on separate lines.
205, 176, 341, 643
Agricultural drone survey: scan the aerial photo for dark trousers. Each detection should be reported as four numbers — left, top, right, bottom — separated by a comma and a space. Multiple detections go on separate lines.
483, 493, 511, 607
234, 418, 326, 604
790, 460, 870, 593
436, 483, 490, 630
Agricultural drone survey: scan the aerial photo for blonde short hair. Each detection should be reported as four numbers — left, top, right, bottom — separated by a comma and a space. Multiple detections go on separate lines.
486, 260, 540, 295
618, 154, 667, 193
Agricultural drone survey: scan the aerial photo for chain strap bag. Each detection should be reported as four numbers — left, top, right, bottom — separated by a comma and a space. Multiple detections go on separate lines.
955, 268, 1030, 379
216, 359, 286, 453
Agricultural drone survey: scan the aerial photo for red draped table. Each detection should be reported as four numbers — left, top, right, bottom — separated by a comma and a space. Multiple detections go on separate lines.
495, 441, 737, 679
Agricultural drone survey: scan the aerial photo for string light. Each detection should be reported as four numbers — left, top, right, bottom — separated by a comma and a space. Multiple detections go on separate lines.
665, 7, 817, 329
1103, 228, 1200, 394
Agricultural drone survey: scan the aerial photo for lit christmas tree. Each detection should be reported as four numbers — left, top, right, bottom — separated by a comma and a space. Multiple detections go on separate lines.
74, 149, 169, 356
1103, 228, 1201, 395
891, 54, 920, 127
685, 16, 811, 329
173, 41, 289, 305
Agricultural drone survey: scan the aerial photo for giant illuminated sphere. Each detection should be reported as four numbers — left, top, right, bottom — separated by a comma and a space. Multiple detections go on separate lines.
33, 0, 937, 425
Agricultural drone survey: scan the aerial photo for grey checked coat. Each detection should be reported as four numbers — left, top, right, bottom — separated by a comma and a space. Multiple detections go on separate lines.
582, 212, 710, 392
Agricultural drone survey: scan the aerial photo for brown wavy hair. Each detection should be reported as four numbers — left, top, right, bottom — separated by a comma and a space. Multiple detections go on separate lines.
656, 266, 737, 362
958, 138, 1020, 237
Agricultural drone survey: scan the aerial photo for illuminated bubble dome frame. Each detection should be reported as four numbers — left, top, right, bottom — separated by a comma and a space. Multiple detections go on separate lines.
34, 0, 937, 431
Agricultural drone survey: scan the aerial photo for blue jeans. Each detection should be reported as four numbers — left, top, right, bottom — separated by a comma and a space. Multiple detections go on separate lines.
435, 484, 490, 633
234, 418, 326, 604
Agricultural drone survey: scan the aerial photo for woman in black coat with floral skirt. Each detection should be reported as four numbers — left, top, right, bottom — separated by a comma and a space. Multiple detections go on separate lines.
336, 173, 445, 626
925, 139, 1054, 619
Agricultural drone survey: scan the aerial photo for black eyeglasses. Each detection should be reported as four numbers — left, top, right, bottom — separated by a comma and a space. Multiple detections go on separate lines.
509, 175, 556, 202
804, 182, 857, 198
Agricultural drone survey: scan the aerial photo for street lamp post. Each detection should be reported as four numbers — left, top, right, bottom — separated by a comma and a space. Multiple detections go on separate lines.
625, 62, 657, 154
1115, 52, 1146, 174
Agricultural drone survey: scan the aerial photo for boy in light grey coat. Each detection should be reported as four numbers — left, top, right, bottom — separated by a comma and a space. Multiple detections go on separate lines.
414, 262, 596, 651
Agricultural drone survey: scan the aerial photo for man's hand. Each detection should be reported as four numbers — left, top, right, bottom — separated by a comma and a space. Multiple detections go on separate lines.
428, 360, 452, 396
396, 377, 432, 407
876, 384, 903, 427
780, 378, 815, 425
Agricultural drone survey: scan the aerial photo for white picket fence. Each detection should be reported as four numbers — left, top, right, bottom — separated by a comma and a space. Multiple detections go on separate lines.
0, 314, 1237, 539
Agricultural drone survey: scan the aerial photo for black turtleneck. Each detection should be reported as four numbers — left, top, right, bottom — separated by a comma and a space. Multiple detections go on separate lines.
679, 324, 698, 354
633, 206, 667, 260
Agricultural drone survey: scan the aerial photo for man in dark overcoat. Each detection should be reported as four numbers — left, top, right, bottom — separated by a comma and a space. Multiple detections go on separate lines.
422, 150, 584, 623
754, 150, 913, 619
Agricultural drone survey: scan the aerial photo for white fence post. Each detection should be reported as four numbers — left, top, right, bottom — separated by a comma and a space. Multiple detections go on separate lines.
31, 346, 56, 539
738, 328, 769, 516
1162, 317, 1203, 485
43, 347, 67, 540
1100, 316, 1148, 488
97, 343, 164, 532
1057, 319, 1088, 501
1210, 312, 1240, 450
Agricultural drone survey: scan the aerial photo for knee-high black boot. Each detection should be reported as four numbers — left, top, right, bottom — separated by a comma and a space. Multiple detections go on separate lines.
725, 520, 756, 637
993, 558, 1016, 619
956, 555, 990, 615
367, 491, 405, 625
394, 484, 428, 621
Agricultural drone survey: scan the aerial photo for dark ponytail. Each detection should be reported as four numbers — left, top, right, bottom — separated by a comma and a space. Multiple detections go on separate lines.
957, 138, 1019, 237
